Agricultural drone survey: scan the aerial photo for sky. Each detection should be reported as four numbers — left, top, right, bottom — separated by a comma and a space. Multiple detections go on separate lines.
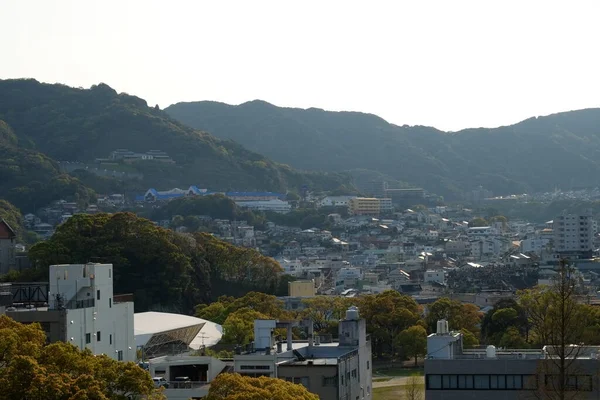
2, 0, 600, 131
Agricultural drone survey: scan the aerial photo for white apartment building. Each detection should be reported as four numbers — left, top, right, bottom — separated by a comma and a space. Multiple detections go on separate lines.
424, 270, 445, 285
236, 199, 291, 213
8, 263, 135, 362
317, 196, 357, 208
520, 237, 550, 255
553, 211, 594, 256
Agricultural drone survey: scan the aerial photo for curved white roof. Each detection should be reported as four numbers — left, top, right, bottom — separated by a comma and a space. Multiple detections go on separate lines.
134, 311, 222, 349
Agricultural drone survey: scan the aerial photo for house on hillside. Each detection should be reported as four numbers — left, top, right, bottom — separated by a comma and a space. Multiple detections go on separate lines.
0, 219, 16, 275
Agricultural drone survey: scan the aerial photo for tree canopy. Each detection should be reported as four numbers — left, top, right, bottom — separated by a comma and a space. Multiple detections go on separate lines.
0, 315, 164, 400
27, 213, 286, 313
206, 373, 319, 400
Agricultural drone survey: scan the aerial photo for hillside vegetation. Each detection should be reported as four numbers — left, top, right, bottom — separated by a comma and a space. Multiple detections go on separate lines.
0, 79, 352, 198
0, 120, 95, 212
167, 100, 600, 198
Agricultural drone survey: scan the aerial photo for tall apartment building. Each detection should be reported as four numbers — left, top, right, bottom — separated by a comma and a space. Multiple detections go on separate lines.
349, 197, 381, 216
233, 306, 373, 400
7, 263, 135, 361
553, 210, 594, 258
425, 320, 600, 400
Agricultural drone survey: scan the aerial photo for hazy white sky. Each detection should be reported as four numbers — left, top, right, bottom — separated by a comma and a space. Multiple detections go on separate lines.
2, 0, 600, 131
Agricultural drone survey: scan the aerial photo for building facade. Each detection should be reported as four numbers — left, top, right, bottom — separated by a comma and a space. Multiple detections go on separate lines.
8, 263, 135, 362
288, 280, 316, 297
349, 198, 381, 217
425, 320, 600, 400
553, 211, 594, 258
233, 307, 372, 400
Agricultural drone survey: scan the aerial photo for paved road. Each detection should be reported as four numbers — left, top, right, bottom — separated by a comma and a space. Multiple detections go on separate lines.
373, 376, 424, 388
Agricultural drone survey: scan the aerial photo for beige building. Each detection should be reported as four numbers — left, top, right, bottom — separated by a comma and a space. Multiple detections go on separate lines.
288, 280, 316, 297
349, 197, 381, 216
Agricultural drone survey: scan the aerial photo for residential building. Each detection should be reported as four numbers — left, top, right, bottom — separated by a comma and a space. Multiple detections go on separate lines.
0, 219, 16, 275
236, 199, 291, 214
349, 198, 381, 217
289, 280, 316, 297
7, 263, 135, 361
317, 196, 357, 208
425, 320, 600, 400
379, 198, 394, 214
233, 307, 372, 400
424, 270, 445, 285
553, 211, 594, 258
521, 237, 550, 255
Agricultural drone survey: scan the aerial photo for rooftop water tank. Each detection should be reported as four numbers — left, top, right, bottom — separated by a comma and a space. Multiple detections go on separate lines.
346, 306, 360, 320
436, 319, 449, 334
486, 345, 497, 359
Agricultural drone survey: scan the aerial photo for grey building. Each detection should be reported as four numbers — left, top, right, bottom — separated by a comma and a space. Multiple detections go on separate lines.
553, 211, 594, 259
425, 320, 600, 400
233, 306, 373, 400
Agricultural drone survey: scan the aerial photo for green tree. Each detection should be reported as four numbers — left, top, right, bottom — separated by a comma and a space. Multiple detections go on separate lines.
519, 260, 590, 399
468, 217, 488, 227
206, 373, 319, 400
397, 325, 427, 366
460, 328, 479, 349
222, 308, 269, 345
426, 297, 481, 337
0, 315, 164, 400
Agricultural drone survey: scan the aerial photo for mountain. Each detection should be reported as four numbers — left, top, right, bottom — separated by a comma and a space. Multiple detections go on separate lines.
166, 101, 600, 198
0, 120, 95, 212
0, 79, 353, 202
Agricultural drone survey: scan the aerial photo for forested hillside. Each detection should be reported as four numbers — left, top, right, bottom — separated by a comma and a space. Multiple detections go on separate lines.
167, 101, 600, 198
0, 79, 353, 197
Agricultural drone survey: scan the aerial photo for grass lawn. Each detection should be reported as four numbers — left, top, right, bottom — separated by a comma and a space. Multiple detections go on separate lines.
373, 367, 424, 377
373, 384, 425, 400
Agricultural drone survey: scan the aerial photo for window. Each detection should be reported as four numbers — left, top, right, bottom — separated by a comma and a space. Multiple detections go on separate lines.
85, 333, 91, 344
367, 361, 370, 370
96, 331, 101, 342
323, 376, 337, 387
427, 374, 536, 390
109, 268, 111, 278
117, 350, 123, 361
109, 334, 112, 345
109, 298, 112, 308
427, 375, 442, 389
97, 290, 101, 300
545, 375, 592, 391
474, 375, 490, 389
352, 369, 357, 378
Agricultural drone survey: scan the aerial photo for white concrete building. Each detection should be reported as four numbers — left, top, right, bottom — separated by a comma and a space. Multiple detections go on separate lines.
235, 199, 291, 213
52, 263, 135, 361
425, 270, 446, 285
9, 263, 135, 362
317, 196, 357, 208
553, 211, 594, 256
520, 237, 550, 255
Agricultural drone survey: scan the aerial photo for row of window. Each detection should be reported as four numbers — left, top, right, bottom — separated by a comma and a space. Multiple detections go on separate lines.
427, 374, 537, 390
85, 331, 112, 345
427, 374, 593, 391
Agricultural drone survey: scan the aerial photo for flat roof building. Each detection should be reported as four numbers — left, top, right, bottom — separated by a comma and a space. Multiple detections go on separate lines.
425, 319, 600, 400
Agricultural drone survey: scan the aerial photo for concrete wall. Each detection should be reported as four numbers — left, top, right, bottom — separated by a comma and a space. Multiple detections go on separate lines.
278, 364, 339, 400
7, 309, 68, 343
425, 358, 600, 400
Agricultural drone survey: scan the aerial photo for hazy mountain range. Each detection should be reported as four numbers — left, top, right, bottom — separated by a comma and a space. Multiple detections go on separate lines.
166, 100, 600, 199
0, 79, 352, 211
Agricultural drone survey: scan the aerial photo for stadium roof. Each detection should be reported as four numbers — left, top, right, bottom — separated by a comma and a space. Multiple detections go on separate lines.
134, 312, 222, 351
